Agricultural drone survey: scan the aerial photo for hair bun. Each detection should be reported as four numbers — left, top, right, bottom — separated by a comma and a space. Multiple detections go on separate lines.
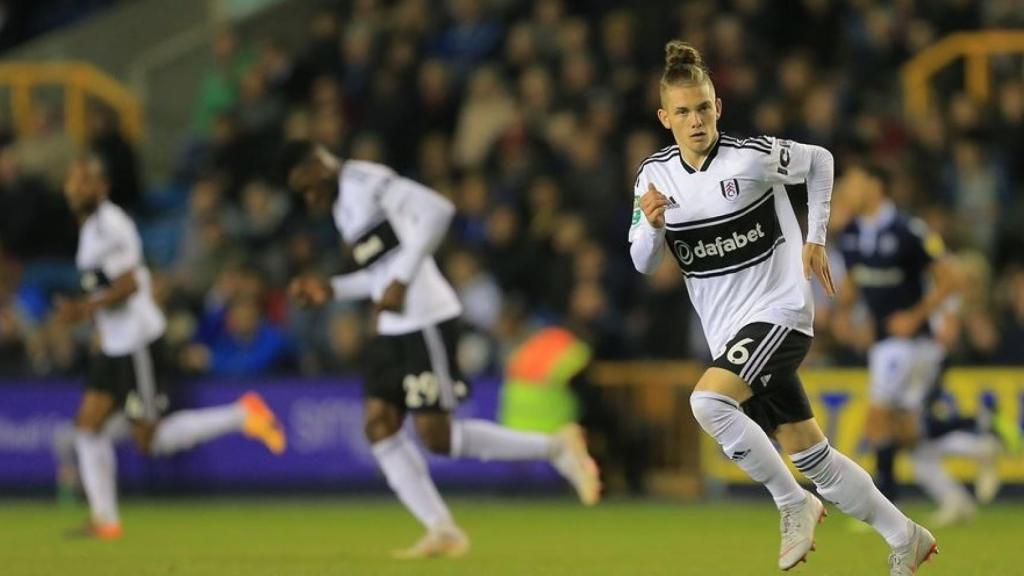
665, 40, 703, 70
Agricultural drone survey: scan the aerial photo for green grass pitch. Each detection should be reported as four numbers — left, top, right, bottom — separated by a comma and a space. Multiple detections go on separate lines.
1, 498, 1019, 575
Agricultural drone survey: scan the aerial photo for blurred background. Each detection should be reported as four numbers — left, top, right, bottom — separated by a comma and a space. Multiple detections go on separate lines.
0, 0, 1022, 502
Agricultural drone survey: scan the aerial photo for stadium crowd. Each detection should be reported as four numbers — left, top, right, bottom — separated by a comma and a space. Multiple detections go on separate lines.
1, 0, 1023, 379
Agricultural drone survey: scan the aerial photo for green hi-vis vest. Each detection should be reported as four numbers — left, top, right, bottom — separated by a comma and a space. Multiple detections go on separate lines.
499, 327, 591, 433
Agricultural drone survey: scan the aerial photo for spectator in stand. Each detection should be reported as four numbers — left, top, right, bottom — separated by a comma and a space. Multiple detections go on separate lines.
453, 66, 516, 169
236, 179, 290, 282
432, 0, 501, 85
3, 1, 1024, 377
181, 296, 292, 377
995, 268, 1024, 365
483, 203, 537, 302
0, 259, 28, 375
951, 251, 1002, 364
445, 248, 503, 333
86, 105, 142, 215
172, 172, 241, 297
12, 103, 75, 190
289, 9, 342, 103
193, 26, 254, 136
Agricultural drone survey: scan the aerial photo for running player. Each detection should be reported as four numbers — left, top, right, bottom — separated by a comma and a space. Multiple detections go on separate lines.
832, 163, 1006, 525
57, 154, 286, 539
280, 141, 600, 559
629, 42, 935, 574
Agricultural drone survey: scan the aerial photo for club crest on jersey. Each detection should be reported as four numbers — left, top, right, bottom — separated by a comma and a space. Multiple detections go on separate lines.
720, 179, 741, 201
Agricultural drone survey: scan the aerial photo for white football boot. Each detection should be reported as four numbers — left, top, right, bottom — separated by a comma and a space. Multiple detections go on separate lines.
778, 490, 827, 570
550, 424, 601, 506
392, 523, 470, 559
888, 520, 938, 576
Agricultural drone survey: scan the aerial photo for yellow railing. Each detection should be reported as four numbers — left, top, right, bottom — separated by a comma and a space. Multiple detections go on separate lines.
0, 61, 142, 145
902, 30, 1024, 121
590, 362, 1024, 489
703, 367, 1024, 484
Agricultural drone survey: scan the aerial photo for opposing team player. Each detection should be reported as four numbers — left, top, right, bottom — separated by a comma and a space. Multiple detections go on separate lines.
628, 42, 935, 575
832, 163, 1007, 525
280, 141, 600, 559
58, 155, 286, 539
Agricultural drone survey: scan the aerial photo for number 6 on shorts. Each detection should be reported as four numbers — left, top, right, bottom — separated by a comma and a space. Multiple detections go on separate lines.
726, 338, 755, 365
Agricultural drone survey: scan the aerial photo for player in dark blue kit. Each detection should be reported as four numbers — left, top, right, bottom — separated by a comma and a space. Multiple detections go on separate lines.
832, 163, 1003, 526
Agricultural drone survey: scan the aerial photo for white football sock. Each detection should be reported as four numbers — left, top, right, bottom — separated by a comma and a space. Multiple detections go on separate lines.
690, 391, 805, 509
791, 440, 909, 547
450, 419, 553, 461
53, 424, 78, 472
150, 404, 245, 456
75, 430, 119, 525
372, 433, 453, 530
934, 431, 993, 458
912, 442, 972, 506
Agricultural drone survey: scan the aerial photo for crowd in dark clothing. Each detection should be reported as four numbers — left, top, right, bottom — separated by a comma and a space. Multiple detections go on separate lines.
2, 0, 1023, 379
0, 0, 122, 53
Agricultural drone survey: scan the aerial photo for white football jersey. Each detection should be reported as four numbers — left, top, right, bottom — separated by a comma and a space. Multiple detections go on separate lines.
76, 201, 166, 356
629, 135, 832, 359
331, 160, 462, 335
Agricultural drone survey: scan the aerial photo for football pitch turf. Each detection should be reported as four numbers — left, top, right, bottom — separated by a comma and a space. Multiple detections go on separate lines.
2, 498, 1019, 575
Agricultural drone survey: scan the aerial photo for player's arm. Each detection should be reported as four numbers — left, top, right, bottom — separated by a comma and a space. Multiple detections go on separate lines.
888, 226, 959, 337
56, 272, 139, 323
764, 137, 836, 295
377, 176, 456, 311
56, 217, 143, 323
834, 273, 860, 316
629, 174, 669, 275
288, 269, 373, 307
89, 273, 139, 309
829, 271, 862, 344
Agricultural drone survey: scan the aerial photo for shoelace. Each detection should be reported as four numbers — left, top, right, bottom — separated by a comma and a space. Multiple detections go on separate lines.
781, 509, 802, 539
888, 552, 905, 567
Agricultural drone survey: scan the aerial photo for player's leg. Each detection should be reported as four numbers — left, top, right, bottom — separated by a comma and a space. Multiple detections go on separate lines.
128, 340, 286, 456
866, 404, 900, 500
138, 393, 285, 456
926, 381, 1017, 492
414, 321, 599, 504
424, 410, 548, 460
362, 328, 464, 558
777, 416, 937, 573
59, 413, 131, 506
911, 438, 977, 526
691, 367, 806, 507
692, 366, 824, 570
691, 324, 825, 569
867, 339, 916, 501
367, 399, 467, 559
778, 417, 910, 541
412, 409, 599, 504
691, 325, 807, 509
367, 398, 454, 531
73, 387, 121, 538
53, 422, 81, 504
902, 339, 977, 521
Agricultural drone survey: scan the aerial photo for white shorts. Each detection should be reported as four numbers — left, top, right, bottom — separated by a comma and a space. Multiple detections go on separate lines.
868, 337, 945, 411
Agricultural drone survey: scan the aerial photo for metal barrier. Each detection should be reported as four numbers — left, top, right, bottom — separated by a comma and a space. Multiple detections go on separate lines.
590, 361, 704, 497
593, 363, 1024, 490
902, 30, 1024, 120
0, 61, 142, 145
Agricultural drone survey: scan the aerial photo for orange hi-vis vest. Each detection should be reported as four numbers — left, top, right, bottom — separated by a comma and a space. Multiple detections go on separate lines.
499, 327, 591, 432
